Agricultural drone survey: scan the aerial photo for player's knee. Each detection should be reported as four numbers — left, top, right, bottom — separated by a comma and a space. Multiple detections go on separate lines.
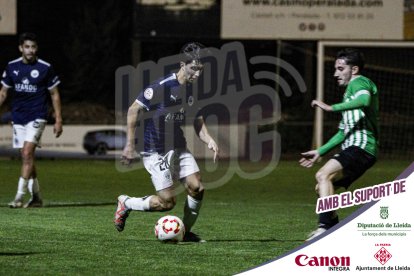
315, 183, 320, 194
159, 197, 176, 211
21, 148, 34, 162
188, 184, 204, 200
315, 170, 329, 183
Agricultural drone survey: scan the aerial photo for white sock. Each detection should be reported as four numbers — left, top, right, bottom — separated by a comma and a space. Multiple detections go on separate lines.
28, 178, 40, 194
28, 178, 41, 199
125, 196, 152, 211
183, 195, 202, 232
15, 177, 28, 201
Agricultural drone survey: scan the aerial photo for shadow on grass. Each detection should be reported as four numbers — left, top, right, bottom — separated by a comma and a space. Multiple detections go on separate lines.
45, 202, 115, 208
0, 252, 43, 256
202, 238, 304, 243
0, 202, 114, 208
127, 238, 304, 244
161, 239, 304, 245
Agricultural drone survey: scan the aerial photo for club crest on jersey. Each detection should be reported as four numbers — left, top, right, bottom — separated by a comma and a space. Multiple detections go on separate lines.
144, 88, 153, 100
30, 69, 39, 78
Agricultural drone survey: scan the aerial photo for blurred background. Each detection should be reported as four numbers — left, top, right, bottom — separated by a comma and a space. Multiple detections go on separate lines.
0, 0, 413, 159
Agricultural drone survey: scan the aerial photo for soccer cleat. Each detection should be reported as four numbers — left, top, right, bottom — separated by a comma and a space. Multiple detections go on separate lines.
306, 227, 327, 241
114, 195, 131, 232
23, 198, 43, 208
183, 232, 206, 243
8, 200, 23, 208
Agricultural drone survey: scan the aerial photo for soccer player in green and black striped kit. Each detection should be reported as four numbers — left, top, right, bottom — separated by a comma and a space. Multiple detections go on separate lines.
300, 48, 379, 241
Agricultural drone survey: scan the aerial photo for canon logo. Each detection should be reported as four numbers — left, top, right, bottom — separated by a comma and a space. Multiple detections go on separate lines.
295, 254, 350, 267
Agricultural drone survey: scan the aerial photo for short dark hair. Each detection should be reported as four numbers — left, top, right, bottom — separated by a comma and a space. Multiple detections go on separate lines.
336, 48, 365, 71
180, 42, 206, 64
19, 32, 37, 45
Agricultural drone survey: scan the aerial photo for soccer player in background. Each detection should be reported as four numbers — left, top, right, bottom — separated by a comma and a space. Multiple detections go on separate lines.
114, 42, 219, 242
299, 48, 379, 241
0, 32, 63, 208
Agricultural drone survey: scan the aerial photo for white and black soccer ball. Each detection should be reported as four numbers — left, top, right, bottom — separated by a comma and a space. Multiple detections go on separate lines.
154, 215, 185, 243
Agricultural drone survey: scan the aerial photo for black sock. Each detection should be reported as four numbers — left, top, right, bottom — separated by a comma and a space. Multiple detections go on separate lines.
318, 211, 339, 229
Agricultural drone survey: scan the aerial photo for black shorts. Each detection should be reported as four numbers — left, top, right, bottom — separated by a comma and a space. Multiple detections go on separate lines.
332, 146, 377, 189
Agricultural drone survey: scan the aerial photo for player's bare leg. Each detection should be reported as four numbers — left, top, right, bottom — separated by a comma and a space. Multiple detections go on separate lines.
9, 142, 36, 208
20, 142, 42, 207
315, 159, 342, 197
307, 159, 343, 241
114, 187, 177, 232
21, 141, 36, 179
182, 172, 205, 242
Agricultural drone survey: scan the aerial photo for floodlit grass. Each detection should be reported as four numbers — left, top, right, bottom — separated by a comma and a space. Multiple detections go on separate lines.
0, 158, 410, 275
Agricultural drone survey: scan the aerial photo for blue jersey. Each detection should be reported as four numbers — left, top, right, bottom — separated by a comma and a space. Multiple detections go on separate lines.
137, 73, 195, 154
1, 57, 60, 124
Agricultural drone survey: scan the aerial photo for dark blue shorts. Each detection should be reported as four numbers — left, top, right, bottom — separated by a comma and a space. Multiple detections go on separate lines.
332, 146, 377, 189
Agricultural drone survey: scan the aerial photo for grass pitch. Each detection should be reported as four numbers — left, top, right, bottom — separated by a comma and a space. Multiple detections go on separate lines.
0, 158, 410, 275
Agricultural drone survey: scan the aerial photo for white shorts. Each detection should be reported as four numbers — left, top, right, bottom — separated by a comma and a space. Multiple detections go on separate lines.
142, 149, 200, 191
13, 119, 47, 149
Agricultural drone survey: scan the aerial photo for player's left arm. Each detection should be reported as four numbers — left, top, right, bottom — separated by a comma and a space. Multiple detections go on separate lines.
194, 116, 219, 163
49, 86, 63, 138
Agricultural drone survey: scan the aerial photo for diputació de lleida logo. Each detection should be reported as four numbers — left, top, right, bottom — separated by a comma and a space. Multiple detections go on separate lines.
380, 206, 389, 219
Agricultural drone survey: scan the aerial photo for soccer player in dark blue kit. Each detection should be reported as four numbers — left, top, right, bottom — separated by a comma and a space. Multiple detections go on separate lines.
114, 42, 219, 242
0, 32, 63, 208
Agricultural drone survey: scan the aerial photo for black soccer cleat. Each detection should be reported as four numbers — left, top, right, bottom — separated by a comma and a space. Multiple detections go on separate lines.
183, 232, 206, 243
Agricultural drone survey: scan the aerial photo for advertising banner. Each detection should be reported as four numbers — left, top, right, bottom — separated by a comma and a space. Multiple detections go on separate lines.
0, 0, 16, 34
221, 0, 404, 40
238, 163, 414, 275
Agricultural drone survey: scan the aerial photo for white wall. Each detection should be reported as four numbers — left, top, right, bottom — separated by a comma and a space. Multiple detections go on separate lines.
0, 124, 246, 158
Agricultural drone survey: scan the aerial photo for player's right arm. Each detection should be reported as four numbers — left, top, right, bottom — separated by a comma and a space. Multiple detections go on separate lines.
1, 66, 12, 108
194, 116, 219, 163
121, 101, 142, 164
0, 86, 8, 107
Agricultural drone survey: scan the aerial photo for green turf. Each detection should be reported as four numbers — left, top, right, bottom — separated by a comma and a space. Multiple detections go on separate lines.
0, 158, 410, 275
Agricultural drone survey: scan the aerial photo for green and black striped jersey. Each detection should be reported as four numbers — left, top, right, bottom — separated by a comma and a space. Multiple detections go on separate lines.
336, 76, 379, 157
317, 75, 379, 157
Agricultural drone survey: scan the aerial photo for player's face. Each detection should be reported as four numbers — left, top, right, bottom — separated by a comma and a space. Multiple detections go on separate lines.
19, 40, 38, 63
183, 60, 203, 83
334, 58, 354, 87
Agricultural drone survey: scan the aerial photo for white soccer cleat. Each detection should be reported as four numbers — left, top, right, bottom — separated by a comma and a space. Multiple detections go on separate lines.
306, 227, 327, 241
8, 200, 23, 208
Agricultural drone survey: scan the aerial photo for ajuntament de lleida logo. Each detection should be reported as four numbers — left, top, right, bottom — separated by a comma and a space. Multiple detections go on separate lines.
380, 206, 389, 219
